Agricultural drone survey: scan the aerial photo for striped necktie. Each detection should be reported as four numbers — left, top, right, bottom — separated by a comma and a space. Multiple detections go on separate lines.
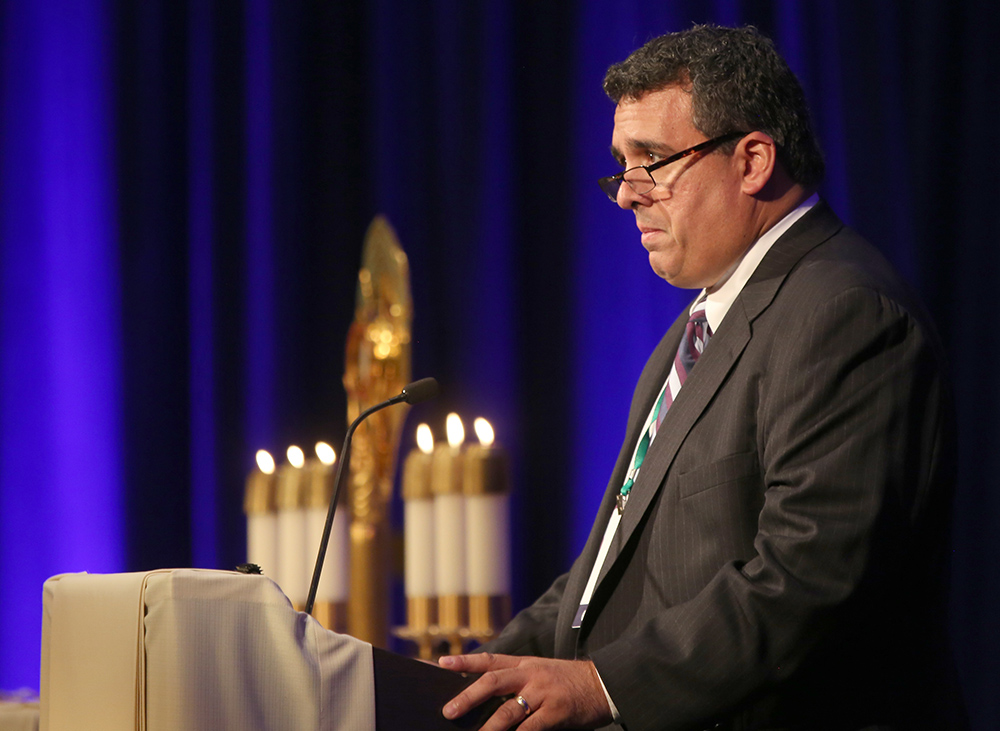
617, 306, 712, 514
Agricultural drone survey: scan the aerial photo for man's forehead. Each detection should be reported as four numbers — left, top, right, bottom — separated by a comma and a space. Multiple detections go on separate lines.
611, 87, 696, 157
613, 86, 692, 123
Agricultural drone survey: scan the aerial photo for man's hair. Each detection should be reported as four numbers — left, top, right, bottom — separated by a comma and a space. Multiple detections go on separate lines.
603, 25, 824, 188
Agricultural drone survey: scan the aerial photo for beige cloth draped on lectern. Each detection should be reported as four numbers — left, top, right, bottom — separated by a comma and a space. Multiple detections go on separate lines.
41, 569, 375, 730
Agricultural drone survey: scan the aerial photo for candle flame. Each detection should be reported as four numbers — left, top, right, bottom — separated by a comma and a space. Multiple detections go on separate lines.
315, 441, 336, 465
286, 445, 305, 469
445, 413, 465, 447
255, 449, 276, 475
416, 423, 434, 454
474, 417, 495, 447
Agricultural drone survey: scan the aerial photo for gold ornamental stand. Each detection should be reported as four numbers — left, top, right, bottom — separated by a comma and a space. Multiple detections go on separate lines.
343, 216, 412, 647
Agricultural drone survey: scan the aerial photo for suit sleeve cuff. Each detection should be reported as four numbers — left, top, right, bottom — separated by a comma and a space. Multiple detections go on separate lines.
593, 662, 622, 723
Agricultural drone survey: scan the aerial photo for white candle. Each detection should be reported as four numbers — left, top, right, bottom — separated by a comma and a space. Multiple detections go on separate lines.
277, 445, 309, 606
306, 441, 349, 602
464, 418, 511, 595
432, 414, 466, 596
403, 424, 436, 598
245, 449, 278, 576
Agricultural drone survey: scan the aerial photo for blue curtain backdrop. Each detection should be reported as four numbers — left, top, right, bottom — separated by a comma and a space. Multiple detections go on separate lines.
1, 0, 997, 726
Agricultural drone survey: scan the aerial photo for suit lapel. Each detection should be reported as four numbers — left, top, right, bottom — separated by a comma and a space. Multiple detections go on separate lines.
554, 312, 689, 656
593, 310, 752, 589
588, 201, 845, 602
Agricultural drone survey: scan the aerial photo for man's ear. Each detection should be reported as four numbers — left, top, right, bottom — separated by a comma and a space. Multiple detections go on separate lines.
736, 131, 777, 195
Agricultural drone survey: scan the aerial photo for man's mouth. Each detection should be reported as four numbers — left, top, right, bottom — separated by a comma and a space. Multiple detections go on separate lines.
637, 223, 665, 248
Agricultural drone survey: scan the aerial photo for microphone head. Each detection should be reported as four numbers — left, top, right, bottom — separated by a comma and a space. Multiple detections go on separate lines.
401, 377, 440, 405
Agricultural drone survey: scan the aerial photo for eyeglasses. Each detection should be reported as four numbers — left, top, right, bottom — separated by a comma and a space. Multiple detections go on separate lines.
597, 131, 746, 202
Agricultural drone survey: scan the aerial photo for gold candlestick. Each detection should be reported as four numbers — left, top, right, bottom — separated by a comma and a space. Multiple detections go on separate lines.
343, 215, 412, 647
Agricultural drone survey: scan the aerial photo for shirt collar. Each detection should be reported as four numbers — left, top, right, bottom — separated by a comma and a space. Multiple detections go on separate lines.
693, 194, 819, 331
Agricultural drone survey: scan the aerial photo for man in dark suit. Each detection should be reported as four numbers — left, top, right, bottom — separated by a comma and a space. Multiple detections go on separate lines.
441, 25, 963, 730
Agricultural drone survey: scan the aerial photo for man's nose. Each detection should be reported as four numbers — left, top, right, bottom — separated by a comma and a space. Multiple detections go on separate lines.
617, 180, 647, 210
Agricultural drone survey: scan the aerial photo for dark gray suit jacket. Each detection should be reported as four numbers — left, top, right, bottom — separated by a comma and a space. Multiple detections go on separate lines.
487, 204, 964, 730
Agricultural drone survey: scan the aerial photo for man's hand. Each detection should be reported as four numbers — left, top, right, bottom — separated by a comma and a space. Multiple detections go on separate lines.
439, 653, 613, 730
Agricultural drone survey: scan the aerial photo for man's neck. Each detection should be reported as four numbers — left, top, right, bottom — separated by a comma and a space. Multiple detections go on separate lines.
702, 192, 818, 321
749, 183, 814, 245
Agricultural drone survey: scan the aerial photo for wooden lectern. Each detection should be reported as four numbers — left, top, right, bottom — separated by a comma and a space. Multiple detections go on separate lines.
40, 570, 496, 730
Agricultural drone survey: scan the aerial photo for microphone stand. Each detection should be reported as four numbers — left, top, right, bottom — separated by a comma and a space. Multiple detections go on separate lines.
305, 379, 438, 617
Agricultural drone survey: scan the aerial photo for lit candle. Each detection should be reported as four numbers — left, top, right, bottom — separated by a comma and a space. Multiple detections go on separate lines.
403, 424, 436, 630
305, 441, 348, 631
276, 445, 309, 608
244, 450, 278, 576
431, 413, 466, 630
306, 442, 349, 601
463, 418, 512, 635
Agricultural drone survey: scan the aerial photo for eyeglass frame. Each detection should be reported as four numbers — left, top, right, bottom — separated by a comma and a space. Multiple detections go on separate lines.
597, 131, 747, 202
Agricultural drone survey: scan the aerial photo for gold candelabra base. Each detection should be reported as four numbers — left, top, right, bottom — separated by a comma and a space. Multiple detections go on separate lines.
393, 593, 511, 660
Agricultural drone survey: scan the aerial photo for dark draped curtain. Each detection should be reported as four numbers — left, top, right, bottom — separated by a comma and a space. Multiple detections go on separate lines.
1, 1, 997, 726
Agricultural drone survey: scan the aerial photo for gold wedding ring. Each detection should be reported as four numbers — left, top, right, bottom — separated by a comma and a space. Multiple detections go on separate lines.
515, 695, 532, 716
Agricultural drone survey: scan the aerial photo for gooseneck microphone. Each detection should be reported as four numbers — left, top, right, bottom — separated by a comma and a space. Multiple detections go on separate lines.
304, 377, 440, 616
